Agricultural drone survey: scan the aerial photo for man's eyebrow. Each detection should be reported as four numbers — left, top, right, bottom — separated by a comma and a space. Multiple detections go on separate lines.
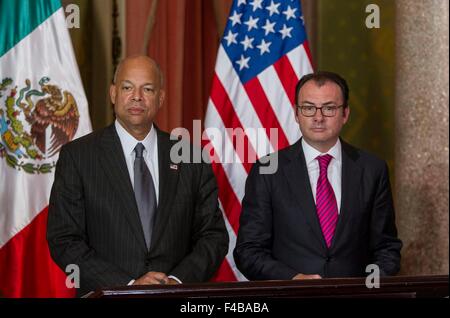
120, 81, 156, 87
299, 100, 338, 105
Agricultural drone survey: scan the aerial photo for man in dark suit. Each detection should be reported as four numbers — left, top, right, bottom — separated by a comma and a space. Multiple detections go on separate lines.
47, 56, 228, 296
234, 71, 402, 280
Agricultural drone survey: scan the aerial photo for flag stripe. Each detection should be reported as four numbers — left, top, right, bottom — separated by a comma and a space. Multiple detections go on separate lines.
202, 133, 244, 234
0, 0, 61, 57
286, 43, 314, 80
214, 46, 275, 157
204, 103, 248, 203
211, 160, 242, 234
209, 75, 257, 173
302, 40, 314, 69
257, 64, 301, 145
0, 207, 75, 297
243, 77, 290, 149
218, 202, 247, 281
273, 55, 299, 106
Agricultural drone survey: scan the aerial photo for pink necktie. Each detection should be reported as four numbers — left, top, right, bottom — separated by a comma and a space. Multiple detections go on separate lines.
316, 154, 338, 248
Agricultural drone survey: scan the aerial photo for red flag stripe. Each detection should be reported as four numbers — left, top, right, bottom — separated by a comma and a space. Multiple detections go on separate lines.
218, 201, 248, 281
211, 160, 243, 234
286, 43, 314, 80
243, 77, 290, 150
204, 103, 249, 202
302, 40, 314, 69
209, 74, 258, 173
210, 253, 240, 282
273, 55, 300, 107
201, 137, 243, 235
256, 65, 301, 145
213, 46, 274, 158
0, 207, 75, 298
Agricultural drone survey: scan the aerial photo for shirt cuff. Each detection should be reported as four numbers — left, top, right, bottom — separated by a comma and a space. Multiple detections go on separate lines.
168, 275, 182, 284
128, 279, 135, 286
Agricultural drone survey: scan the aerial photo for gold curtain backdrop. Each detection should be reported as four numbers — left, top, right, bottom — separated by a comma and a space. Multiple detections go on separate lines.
66, 0, 448, 276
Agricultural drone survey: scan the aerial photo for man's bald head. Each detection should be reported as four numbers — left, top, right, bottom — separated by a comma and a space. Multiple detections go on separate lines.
110, 55, 165, 140
113, 55, 164, 88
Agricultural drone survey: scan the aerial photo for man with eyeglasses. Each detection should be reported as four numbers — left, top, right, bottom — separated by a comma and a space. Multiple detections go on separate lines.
234, 71, 402, 281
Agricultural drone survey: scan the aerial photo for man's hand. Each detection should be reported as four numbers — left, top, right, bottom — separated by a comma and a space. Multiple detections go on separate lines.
292, 273, 322, 280
133, 271, 169, 285
167, 278, 180, 285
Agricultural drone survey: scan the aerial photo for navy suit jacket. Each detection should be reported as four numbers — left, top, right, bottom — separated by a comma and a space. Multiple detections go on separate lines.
234, 138, 402, 280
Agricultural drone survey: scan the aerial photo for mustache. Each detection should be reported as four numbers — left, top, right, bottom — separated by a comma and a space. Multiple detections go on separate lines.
126, 102, 145, 108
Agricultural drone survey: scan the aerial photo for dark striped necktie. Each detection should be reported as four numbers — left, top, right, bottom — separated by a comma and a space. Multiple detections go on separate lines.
134, 143, 157, 250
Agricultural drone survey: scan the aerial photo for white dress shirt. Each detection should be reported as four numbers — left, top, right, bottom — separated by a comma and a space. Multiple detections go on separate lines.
301, 138, 342, 214
115, 120, 159, 204
115, 120, 181, 284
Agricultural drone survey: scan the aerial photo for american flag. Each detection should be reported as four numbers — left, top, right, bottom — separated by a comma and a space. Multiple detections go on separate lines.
204, 0, 313, 281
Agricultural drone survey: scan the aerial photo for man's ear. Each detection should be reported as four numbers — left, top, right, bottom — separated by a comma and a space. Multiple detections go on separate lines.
294, 106, 300, 123
110, 84, 116, 104
343, 106, 350, 124
158, 90, 165, 109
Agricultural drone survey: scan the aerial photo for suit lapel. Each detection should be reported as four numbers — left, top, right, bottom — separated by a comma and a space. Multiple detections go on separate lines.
282, 139, 327, 249
331, 140, 362, 250
149, 128, 180, 250
98, 124, 147, 251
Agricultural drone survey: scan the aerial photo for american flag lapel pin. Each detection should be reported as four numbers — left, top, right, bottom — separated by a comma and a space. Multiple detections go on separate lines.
170, 164, 178, 170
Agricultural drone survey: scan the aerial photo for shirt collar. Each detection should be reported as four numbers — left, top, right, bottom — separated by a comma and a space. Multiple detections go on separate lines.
115, 119, 157, 157
301, 138, 342, 165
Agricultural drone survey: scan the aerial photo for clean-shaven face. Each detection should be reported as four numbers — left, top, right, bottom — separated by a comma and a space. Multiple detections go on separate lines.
295, 80, 350, 152
110, 56, 165, 137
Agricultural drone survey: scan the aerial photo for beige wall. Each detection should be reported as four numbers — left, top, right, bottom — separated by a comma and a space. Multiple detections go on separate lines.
395, 0, 449, 275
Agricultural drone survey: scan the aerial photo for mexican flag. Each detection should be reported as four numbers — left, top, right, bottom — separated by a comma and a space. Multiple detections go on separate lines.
0, 0, 91, 297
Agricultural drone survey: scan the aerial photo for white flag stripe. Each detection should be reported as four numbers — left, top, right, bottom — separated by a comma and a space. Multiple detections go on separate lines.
257, 65, 301, 145
0, 172, 51, 247
204, 101, 248, 203
214, 46, 275, 157
286, 44, 314, 80
0, 8, 91, 247
0, 9, 91, 140
219, 201, 248, 282
205, 98, 258, 166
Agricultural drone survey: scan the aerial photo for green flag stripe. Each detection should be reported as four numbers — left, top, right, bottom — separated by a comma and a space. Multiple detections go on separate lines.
0, 0, 62, 58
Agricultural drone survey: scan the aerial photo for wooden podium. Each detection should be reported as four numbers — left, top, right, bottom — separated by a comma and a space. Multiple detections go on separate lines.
87, 275, 448, 298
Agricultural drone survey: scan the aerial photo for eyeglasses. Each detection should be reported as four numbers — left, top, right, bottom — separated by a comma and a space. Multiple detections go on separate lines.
296, 104, 345, 117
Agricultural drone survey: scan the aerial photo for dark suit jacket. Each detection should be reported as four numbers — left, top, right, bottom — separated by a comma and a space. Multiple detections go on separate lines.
47, 124, 228, 296
234, 138, 402, 280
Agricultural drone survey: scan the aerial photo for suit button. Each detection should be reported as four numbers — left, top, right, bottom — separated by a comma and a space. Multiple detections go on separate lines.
326, 257, 331, 262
